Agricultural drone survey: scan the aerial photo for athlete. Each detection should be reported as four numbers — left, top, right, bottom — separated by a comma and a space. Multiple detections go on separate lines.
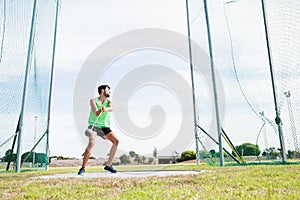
78, 84, 119, 175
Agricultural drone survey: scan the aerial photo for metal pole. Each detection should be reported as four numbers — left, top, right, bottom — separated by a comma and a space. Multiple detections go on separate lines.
203, 0, 224, 166
185, 0, 200, 165
33, 116, 38, 168
260, 0, 287, 163
0, 133, 17, 149
0, 0, 6, 63
15, 0, 38, 172
284, 91, 299, 152
45, 0, 60, 170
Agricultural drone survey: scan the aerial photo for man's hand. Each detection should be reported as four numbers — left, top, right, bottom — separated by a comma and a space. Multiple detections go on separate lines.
101, 106, 107, 112
95, 110, 102, 116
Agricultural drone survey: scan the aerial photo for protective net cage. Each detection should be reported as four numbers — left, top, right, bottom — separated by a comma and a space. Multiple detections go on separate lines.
188, 0, 300, 164
0, 0, 59, 170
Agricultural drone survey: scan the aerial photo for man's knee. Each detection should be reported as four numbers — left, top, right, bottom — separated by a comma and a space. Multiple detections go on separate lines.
88, 137, 96, 147
110, 137, 119, 146
113, 137, 119, 146
106, 132, 119, 146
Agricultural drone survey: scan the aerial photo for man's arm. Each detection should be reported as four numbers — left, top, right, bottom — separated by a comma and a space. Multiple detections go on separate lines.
101, 99, 113, 112
90, 98, 102, 116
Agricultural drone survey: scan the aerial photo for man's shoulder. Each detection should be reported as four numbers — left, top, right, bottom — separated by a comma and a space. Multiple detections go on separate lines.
90, 98, 96, 102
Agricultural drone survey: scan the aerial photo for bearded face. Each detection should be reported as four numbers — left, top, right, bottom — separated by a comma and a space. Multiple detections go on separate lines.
103, 87, 110, 97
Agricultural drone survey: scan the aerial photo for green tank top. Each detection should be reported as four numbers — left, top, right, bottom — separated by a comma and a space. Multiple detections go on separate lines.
88, 98, 111, 128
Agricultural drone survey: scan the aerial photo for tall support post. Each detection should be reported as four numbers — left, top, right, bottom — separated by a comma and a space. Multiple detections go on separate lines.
33, 116, 38, 168
185, 0, 200, 165
45, 0, 60, 170
284, 91, 299, 152
203, 0, 224, 166
15, 0, 38, 172
6, 117, 20, 171
0, 0, 6, 63
260, 0, 287, 163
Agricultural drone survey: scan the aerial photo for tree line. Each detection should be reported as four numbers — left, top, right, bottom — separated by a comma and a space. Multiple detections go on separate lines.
1, 149, 48, 166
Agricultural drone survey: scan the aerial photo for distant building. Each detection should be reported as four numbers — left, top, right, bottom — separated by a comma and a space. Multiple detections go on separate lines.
158, 156, 178, 164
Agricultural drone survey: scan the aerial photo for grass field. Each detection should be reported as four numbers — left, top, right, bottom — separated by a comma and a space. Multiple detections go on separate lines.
1, 163, 300, 199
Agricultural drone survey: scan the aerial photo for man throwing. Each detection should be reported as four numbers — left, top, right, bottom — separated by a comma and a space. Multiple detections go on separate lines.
78, 84, 119, 175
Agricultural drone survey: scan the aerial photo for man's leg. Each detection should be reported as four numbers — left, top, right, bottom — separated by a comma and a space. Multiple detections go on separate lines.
104, 131, 119, 166
81, 134, 96, 168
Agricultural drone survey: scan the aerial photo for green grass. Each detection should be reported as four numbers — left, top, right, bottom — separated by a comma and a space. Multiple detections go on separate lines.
1, 164, 300, 199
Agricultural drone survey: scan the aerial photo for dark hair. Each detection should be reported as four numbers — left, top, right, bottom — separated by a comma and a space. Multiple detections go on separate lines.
98, 84, 110, 94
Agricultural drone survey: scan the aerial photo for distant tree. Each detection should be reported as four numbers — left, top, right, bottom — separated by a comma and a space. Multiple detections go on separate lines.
21, 152, 34, 162
49, 155, 72, 160
134, 154, 142, 164
129, 151, 136, 158
141, 156, 146, 164
209, 149, 216, 158
35, 153, 48, 166
215, 151, 228, 158
2, 149, 16, 162
287, 150, 300, 159
153, 147, 157, 158
57, 156, 64, 160
262, 147, 280, 159
119, 154, 130, 165
179, 150, 196, 162
235, 143, 261, 156
148, 157, 154, 164
199, 150, 209, 159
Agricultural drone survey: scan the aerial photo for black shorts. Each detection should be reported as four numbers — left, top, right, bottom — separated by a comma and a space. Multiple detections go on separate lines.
88, 125, 112, 139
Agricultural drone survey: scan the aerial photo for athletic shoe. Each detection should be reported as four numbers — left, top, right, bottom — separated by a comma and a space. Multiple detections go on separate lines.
78, 167, 85, 175
104, 165, 117, 173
